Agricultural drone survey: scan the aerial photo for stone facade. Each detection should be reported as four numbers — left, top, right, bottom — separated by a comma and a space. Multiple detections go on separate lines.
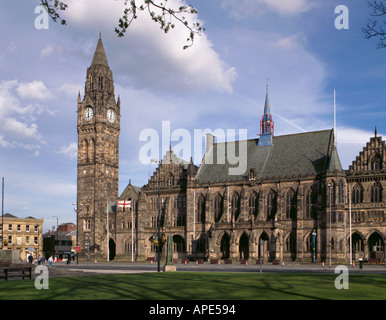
76, 37, 385, 263
0, 213, 43, 261
76, 35, 120, 261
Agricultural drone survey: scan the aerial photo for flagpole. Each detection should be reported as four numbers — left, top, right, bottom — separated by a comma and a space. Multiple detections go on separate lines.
349, 183, 352, 265
1, 177, 4, 250
131, 204, 134, 262
334, 89, 337, 147
107, 201, 109, 262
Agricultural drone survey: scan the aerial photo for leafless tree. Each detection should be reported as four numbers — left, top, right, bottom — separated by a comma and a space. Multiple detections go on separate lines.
362, 0, 386, 49
40, 0, 204, 49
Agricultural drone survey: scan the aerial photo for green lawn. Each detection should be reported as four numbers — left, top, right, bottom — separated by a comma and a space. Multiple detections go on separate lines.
0, 272, 385, 300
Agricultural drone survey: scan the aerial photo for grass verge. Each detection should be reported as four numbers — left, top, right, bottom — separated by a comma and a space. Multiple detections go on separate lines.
0, 272, 385, 300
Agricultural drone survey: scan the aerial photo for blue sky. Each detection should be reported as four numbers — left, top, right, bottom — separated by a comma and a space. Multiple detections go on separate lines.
0, 0, 385, 231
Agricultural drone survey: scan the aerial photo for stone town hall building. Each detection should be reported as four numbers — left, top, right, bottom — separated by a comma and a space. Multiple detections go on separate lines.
76, 36, 385, 263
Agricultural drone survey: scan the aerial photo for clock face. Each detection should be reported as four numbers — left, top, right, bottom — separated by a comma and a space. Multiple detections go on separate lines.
83, 107, 94, 121
107, 109, 116, 123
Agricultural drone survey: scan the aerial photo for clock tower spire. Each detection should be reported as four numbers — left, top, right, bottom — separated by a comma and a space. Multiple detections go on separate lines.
77, 35, 120, 260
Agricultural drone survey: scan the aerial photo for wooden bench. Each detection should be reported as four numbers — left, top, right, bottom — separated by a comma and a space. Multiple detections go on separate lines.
272, 260, 280, 265
210, 260, 218, 264
224, 259, 232, 264
368, 258, 381, 264
256, 259, 264, 265
195, 259, 204, 264
147, 257, 155, 262
240, 259, 248, 265
0, 267, 32, 281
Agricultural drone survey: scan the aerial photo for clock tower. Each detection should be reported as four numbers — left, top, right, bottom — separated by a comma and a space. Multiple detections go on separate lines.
76, 35, 120, 259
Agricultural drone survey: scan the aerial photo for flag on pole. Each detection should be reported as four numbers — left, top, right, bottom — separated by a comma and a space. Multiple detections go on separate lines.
118, 200, 131, 208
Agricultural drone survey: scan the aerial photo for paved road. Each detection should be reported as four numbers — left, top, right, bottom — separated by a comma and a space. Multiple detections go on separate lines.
51, 261, 386, 277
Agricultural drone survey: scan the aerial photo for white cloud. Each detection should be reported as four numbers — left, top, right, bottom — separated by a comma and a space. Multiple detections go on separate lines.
221, 0, 315, 18
0, 135, 13, 148
59, 83, 83, 97
63, 0, 237, 94
16, 81, 53, 101
0, 80, 49, 150
40, 44, 54, 57
273, 33, 308, 50
56, 142, 78, 159
3, 118, 42, 141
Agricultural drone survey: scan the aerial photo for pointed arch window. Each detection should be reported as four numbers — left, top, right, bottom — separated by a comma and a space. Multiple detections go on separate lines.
167, 173, 174, 187
352, 184, 363, 204
248, 191, 259, 219
214, 194, 223, 222
371, 182, 382, 203
370, 154, 382, 171
305, 189, 316, 219
286, 233, 297, 252
231, 192, 240, 221
266, 190, 277, 220
285, 189, 297, 220
330, 180, 336, 203
338, 181, 344, 203
98, 75, 103, 90
197, 195, 205, 223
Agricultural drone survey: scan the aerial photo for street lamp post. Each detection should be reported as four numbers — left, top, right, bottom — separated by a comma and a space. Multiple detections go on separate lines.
1, 177, 4, 251
72, 203, 82, 264
52, 216, 58, 261
35, 224, 40, 261
151, 158, 162, 272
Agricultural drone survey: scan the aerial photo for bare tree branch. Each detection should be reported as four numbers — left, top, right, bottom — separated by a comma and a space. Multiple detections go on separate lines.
362, 0, 386, 49
115, 0, 204, 49
39, 0, 204, 50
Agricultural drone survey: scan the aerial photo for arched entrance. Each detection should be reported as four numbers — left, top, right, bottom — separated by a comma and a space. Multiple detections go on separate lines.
173, 235, 186, 259
109, 239, 116, 261
220, 233, 230, 259
258, 232, 269, 262
239, 233, 249, 260
368, 232, 384, 260
352, 232, 364, 260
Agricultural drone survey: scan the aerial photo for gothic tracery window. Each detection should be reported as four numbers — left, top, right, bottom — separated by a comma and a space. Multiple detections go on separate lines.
214, 194, 223, 222
285, 189, 297, 220
371, 182, 382, 203
266, 190, 277, 220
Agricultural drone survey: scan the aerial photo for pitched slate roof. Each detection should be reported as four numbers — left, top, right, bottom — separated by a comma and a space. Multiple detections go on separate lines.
196, 129, 341, 183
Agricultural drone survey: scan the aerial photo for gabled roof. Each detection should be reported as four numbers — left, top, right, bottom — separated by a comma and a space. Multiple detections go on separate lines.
119, 181, 141, 200
196, 129, 340, 183
4, 213, 17, 218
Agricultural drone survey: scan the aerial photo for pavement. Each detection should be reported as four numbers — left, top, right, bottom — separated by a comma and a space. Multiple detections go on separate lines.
41, 260, 386, 278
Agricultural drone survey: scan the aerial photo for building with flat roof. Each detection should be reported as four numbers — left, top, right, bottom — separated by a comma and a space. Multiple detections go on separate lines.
0, 213, 43, 261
